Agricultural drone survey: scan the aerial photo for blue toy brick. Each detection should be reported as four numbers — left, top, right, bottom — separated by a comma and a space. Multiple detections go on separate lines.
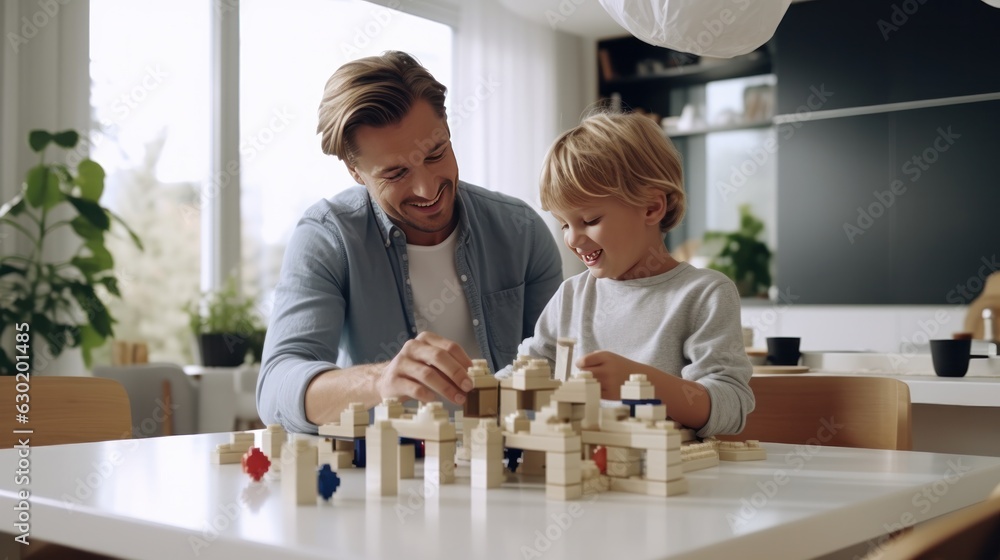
352, 437, 367, 468
317, 464, 341, 501
503, 447, 523, 472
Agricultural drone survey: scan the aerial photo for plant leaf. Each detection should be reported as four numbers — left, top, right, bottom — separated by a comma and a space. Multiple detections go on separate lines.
25, 165, 63, 209
84, 239, 115, 271
68, 282, 114, 338
70, 256, 103, 279
0, 193, 26, 218
78, 325, 105, 369
98, 276, 121, 297
0, 263, 25, 278
28, 130, 52, 153
75, 160, 106, 201
66, 196, 110, 230
107, 209, 144, 250
70, 216, 105, 242
51, 130, 80, 148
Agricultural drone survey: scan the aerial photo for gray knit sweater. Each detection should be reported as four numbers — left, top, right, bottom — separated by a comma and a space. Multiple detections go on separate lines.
496, 262, 755, 437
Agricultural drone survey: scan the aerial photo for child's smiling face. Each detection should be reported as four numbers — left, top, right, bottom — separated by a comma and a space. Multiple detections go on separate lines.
551, 194, 676, 281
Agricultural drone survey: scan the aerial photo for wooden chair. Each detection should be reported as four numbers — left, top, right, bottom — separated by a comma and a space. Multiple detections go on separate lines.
718, 376, 912, 451
876, 486, 1000, 559
0, 377, 132, 447
0, 377, 130, 560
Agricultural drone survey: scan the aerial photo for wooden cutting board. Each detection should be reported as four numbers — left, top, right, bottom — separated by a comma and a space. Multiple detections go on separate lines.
964, 271, 1000, 339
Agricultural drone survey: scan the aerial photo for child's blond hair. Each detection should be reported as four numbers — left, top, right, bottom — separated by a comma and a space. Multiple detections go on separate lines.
540, 111, 686, 232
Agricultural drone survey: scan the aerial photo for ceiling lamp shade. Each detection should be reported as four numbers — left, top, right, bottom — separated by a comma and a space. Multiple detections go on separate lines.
597, 0, 793, 58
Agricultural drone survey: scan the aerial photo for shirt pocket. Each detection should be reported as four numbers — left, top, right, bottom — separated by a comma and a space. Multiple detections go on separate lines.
482, 282, 525, 356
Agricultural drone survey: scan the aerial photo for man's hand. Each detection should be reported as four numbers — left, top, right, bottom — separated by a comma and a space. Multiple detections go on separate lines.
576, 350, 643, 400
376, 331, 474, 405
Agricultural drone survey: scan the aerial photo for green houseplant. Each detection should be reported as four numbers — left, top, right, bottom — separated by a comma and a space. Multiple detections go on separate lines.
703, 204, 772, 298
0, 130, 142, 373
185, 277, 263, 367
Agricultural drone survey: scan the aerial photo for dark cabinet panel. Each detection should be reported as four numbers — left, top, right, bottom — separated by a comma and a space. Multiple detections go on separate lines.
777, 100, 1000, 304
777, 113, 894, 304
775, 0, 1000, 115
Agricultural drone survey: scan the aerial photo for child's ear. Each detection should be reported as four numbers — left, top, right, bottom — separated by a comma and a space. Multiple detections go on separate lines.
644, 191, 668, 226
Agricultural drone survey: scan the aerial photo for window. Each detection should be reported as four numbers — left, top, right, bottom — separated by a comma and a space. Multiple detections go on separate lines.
89, 0, 453, 364
89, 0, 210, 364
239, 0, 453, 306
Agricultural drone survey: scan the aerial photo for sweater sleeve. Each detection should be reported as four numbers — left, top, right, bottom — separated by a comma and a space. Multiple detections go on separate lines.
680, 280, 756, 437
494, 282, 565, 379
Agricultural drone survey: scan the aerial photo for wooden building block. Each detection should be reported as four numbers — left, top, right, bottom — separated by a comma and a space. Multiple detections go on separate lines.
366, 420, 398, 496
471, 419, 504, 489
465, 387, 499, 418
610, 476, 689, 497
374, 398, 404, 421
554, 338, 576, 382
545, 483, 583, 501
282, 439, 318, 506
425, 440, 457, 485
261, 424, 287, 460
717, 440, 767, 462
635, 404, 668, 422
621, 374, 655, 401
399, 441, 416, 479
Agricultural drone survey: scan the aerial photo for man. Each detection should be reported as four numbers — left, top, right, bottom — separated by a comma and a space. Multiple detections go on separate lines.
257, 51, 563, 433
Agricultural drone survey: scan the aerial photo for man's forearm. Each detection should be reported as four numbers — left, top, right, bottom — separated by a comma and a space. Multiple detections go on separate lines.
304, 363, 385, 426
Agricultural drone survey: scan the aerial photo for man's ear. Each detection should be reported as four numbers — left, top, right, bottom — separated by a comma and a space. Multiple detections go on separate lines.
645, 191, 668, 226
347, 165, 364, 186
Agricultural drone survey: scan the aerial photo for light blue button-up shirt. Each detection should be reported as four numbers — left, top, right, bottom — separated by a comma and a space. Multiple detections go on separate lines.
257, 181, 563, 433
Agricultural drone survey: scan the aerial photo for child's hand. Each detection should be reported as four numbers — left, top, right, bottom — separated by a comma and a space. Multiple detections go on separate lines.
576, 351, 643, 400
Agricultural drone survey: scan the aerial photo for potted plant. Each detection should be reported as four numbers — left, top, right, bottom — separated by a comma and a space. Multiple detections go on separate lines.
0, 130, 142, 374
702, 204, 772, 298
185, 277, 263, 367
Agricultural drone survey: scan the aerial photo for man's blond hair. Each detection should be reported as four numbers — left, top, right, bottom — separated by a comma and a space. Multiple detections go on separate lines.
540, 112, 686, 232
317, 51, 447, 163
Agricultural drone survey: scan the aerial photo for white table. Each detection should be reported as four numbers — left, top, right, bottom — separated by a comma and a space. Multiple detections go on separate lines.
1, 434, 999, 560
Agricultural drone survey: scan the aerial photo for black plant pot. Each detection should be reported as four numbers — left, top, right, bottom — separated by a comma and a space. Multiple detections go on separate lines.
198, 333, 248, 367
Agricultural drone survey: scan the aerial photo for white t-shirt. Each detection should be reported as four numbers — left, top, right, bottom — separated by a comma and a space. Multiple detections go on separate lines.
407, 229, 482, 360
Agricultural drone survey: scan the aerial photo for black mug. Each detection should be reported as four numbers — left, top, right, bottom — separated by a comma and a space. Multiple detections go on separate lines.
766, 337, 801, 366
930, 339, 971, 377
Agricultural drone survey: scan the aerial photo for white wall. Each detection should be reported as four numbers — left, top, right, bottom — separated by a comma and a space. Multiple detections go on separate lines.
741, 304, 970, 353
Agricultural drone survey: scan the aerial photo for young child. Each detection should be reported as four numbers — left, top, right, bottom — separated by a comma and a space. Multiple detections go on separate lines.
498, 112, 754, 438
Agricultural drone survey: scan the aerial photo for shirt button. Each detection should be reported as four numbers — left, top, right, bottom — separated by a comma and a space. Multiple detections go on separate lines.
411, 327, 417, 333
393, 230, 400, 238
402, 254, 408, 261
460, 275, 468, 282
472, 319, 480, 326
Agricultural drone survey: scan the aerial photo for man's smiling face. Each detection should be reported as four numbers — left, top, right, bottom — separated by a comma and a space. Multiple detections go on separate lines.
348, 99, 459, 246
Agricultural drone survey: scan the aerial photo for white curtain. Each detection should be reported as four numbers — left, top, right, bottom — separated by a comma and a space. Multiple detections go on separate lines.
451, 0, 587, 277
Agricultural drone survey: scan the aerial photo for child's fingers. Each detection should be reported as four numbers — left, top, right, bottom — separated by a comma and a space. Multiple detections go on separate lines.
576, 350, 607, 369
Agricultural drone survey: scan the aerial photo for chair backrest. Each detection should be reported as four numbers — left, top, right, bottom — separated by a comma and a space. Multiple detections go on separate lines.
0, 377, 132, 447
879, 492, 1000, 559
718, 375, 912, 450
93, 363, 199, 437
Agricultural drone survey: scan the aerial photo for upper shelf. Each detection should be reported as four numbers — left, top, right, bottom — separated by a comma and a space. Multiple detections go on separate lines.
665, 118, 773, 139
600, 52, 772, 91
